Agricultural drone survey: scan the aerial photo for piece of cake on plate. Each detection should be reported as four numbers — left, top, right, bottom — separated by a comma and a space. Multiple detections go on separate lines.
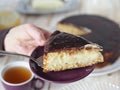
32, 0, 64, 10
43, 31, 104, 72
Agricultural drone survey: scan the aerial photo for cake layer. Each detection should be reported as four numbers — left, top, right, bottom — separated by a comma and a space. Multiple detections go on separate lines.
57, 23, 88, 35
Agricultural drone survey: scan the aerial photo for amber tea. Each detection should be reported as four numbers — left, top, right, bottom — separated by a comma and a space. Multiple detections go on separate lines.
3, 67, 32, 84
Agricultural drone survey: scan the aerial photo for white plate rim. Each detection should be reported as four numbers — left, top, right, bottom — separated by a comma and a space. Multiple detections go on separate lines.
90, 57, 120, 76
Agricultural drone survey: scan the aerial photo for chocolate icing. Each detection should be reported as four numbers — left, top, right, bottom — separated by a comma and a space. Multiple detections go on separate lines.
59, 15, 120, 67
44, 31, 91, 53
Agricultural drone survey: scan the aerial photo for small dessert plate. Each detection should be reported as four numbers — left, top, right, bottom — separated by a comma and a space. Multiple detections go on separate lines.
16, 0, 79, 14
29, 46, 95, 83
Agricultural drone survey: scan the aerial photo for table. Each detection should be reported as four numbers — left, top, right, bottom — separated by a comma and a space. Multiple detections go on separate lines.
0, 0, 120, 90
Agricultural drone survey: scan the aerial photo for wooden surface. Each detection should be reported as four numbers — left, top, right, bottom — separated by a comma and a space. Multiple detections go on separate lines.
0, 0, 120, 90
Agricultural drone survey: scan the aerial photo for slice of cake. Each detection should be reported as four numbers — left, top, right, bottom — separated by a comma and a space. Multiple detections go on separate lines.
43, 31, 104, 72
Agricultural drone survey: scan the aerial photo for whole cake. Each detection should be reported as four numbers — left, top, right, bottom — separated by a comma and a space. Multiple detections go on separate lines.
43, 31, 103, 72
57, 15, 120, 68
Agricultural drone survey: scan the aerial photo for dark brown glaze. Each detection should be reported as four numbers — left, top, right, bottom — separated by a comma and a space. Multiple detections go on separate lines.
44, 31, 91, 53
59, 15, 120, 68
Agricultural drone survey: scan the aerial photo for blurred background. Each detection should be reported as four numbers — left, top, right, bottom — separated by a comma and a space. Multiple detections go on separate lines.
0, 0, 120, 31
0, 0, 120, 90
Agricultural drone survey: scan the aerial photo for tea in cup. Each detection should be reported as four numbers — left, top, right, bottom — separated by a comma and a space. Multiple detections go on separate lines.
0, 61, 44, 90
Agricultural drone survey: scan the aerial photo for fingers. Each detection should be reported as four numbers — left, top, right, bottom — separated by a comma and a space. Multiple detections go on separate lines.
24, 24, 51, 46
4, 24, 51, 56
36, 26, 52, 38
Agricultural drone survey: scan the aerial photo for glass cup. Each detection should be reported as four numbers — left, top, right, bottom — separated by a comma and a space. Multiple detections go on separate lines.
0, 9, 21, 30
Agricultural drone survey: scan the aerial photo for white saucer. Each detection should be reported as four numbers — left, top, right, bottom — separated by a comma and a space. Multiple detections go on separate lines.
16, 0, 79, 14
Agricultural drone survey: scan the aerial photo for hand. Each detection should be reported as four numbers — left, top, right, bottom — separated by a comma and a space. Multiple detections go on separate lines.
4, 24, 51, 55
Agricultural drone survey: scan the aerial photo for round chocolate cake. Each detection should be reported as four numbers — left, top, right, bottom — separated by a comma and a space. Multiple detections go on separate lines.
57, 15, 120, 68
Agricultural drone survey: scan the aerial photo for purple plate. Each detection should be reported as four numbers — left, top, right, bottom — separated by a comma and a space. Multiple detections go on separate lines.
29, 46, 95, 83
